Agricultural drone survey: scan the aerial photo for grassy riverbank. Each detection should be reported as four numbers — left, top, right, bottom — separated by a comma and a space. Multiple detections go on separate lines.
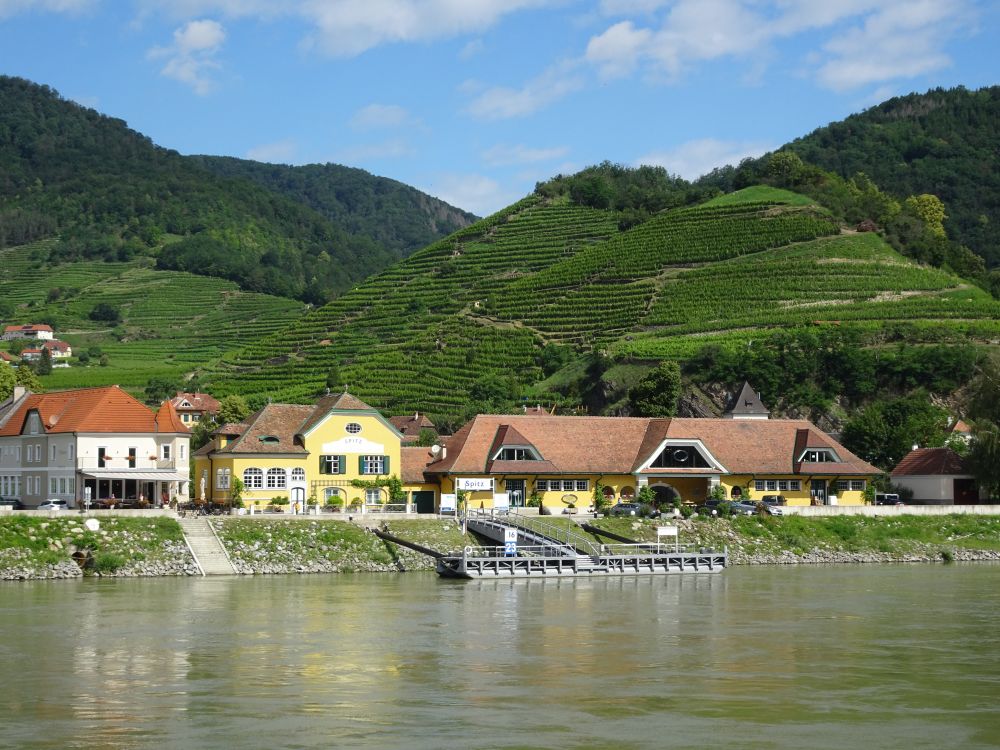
586, 514, 1000, 564
2, 514, 998, 580
0, 516, 194, 579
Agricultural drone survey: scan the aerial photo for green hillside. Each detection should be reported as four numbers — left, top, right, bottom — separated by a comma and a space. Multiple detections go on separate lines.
0, 76, 474, 304
190, 156, 477, 258
203, 186, 1000, 421
739, 86, 1000, 268
0, 239, 304, 392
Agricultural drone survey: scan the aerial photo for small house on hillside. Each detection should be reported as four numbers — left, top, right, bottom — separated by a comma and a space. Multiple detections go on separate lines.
389, 412, 437, 443
170, 392, 221, 426
1, 324, 54, 341
891, 447, 984, 505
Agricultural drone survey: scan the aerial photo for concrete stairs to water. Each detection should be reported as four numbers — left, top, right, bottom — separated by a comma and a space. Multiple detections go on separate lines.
178, 516, 237, 576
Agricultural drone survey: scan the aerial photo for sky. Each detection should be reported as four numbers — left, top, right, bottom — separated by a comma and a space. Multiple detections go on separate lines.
0, 1, 998, 217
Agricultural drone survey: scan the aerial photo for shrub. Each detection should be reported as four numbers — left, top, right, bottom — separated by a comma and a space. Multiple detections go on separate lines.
93, 553, 127, 574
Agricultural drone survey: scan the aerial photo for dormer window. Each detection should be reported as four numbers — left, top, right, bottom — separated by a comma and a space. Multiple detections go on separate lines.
800, 448, 838, 463
494, 446, 539, 461
259, 435, 280, 444
650, 445, 711, 469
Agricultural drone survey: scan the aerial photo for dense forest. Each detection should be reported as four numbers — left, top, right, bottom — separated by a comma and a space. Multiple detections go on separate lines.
190, 156, 476, 258
699, 86, 1000, 270
0, 76, 474, 303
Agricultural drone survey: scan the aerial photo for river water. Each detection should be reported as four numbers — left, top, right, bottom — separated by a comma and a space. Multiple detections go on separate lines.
1, 564, 998, 750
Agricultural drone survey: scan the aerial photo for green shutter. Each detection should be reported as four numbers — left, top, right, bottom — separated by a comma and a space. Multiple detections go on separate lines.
382, 455, 390, 475
359, 455, 366, 474
339, 455, 346, 475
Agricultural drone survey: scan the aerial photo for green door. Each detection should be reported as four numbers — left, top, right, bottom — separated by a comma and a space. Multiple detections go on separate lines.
412, 491, 435, 514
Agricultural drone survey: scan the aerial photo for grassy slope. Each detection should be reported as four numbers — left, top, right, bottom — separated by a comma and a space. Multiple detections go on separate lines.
203, 188, 1000, 416
1, 239, 305, 393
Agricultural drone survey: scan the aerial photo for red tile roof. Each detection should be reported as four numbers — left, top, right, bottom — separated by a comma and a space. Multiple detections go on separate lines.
3, 324, 52, 334
170, 392, 221, 414
423, 415, 878, 477
951, 420, 972, 434
402, 446, 436, 483
0, 386, 189, 435
891, 448, 969, 477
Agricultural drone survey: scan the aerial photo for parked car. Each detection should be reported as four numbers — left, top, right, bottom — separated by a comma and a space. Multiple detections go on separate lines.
699, 499, 757, 516
875, 493, 902, 506
760, 495, 786, 515
609, 502, 641, 516
0, 496, 23, 510
36, 499, 69, 511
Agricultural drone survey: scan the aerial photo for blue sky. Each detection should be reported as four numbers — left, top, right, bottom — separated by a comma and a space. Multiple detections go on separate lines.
1, 1, 997, 216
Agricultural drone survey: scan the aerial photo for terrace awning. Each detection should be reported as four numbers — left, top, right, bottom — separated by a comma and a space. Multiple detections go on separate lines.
81, 471, 188, 481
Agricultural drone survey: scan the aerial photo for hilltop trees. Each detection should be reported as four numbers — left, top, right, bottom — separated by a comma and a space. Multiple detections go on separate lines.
628, 361, 682, 418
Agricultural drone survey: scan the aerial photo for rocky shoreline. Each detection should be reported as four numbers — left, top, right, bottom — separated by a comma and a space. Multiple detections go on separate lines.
2, 515, 998, 580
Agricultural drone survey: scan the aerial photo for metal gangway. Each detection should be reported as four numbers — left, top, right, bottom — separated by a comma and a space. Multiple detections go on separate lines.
436, 509, 727, 579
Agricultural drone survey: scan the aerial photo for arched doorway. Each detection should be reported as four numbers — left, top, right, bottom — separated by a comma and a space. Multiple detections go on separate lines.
650, 484, 680, 507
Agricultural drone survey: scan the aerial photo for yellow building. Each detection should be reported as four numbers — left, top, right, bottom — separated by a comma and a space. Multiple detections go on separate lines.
194, 392, 405, 512
412, 414, 878, 513
193, 390, 878, 514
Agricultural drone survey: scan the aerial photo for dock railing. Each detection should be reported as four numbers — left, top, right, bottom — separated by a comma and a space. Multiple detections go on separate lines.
470, 508, 602, 556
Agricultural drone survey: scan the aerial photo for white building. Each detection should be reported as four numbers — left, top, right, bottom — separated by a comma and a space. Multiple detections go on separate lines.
0, 385, 189, 508
2, 324, 54, 341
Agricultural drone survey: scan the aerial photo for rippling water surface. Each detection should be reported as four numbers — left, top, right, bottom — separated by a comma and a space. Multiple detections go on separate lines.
2, 564, 998, 749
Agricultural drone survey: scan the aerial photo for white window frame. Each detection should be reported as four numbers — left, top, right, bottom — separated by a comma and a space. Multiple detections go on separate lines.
851, 480, 866, 491
535, 480, 549, 492
361, 455, 385, 475
789, 480, 802, 491
266, 468, 287, 490
837, 480, 850, 491
216, 468, 231, 490
575, 480, 589, 492
161, 444, 172, 461
778, 480, 789, 491
755, 480, 765, 491
766, 480, 777, 491
365, 487, 382, 505
291, 467, 305, 482
244, 467, 263, 489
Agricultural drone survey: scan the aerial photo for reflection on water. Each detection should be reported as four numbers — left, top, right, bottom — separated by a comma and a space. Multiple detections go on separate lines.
1, 565, 998, 750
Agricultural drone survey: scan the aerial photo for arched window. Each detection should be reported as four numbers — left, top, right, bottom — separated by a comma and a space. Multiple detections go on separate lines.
323, 487, 343, 501
291, 467, 305, 482
243, 467, 263, 489
266, 468, 287, 489
365, 487, 383, 505
619, 486, 635, 500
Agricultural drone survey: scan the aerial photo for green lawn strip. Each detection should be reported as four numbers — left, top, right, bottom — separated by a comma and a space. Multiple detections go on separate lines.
584, 515, 1000, 561
0, 516, 186, 574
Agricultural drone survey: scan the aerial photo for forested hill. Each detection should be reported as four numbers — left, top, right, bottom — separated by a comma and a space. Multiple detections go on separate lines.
189, 156, 477, 258
782, 86, 999, 267
0, 76, 474, 303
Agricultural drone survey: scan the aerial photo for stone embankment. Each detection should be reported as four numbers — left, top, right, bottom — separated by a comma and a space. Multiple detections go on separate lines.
2, 513, 999, 580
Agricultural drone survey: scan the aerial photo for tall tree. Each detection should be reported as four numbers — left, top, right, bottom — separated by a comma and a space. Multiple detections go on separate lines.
628, 361, 682, 417
216, 394, 250, 425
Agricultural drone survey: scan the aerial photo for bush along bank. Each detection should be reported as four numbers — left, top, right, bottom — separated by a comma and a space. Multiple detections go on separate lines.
208, 518, 477, 574
587, 514, 1000, 564
0, 516, 196, 580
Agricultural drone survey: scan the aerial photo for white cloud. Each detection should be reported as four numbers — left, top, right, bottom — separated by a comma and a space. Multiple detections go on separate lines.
635, 138, 775, 180
466, 59, 585, 120
422, 173, 516, 217
482, 143, 570, 167
135, 0, 559, 57
246, 138, 297, 163
298, 0, 556, 57
585, 20, 651, 79
583, 0, 975, 90
0, 0, 93, 20
459, 38, 485, 60
350, 104, 411, 130
148, 18, 226, 95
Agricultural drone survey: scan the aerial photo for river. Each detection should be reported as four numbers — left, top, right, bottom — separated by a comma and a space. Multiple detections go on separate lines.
1, 564, 998, 750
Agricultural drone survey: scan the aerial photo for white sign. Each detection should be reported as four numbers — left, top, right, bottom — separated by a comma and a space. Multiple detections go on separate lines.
493, 492, 510, 510
440, 493, 457, 512
320, 437, 385, 454
504, 528, 517, 543
457, 477, 494, 492
657, 525, 679, 537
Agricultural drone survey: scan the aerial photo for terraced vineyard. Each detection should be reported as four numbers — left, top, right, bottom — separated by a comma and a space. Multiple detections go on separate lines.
1, 240, 305, 392
204, 186, 1000, 416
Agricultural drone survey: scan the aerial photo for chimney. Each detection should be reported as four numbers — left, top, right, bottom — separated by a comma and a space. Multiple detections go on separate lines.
13, 386, 26, 401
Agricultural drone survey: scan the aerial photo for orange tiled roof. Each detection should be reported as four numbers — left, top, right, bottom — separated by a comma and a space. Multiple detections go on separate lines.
0, 386, 189, 435
401, 446, 436, 484
423, 414, 879, 477
891, 447, 969, 477
170, 391, 221, 414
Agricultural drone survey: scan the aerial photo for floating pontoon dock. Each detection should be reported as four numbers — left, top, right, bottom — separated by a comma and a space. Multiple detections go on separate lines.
431, 511, 726, 579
